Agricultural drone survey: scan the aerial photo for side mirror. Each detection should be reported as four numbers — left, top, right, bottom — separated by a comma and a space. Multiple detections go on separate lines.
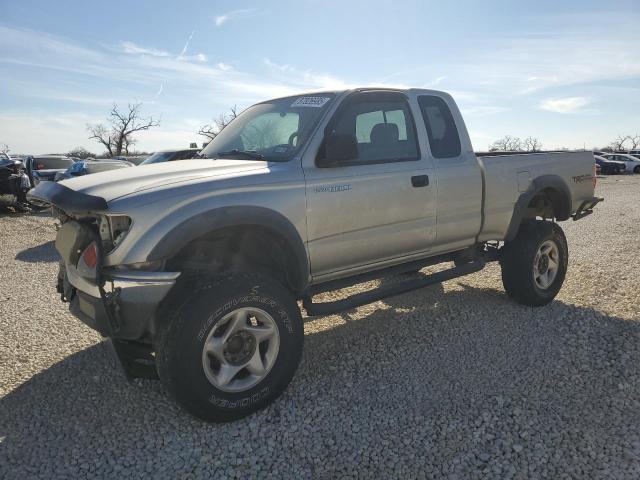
318, 133, 358, 167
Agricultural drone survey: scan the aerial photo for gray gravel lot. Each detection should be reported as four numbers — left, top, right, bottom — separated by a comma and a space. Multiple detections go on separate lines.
1, 175, 639, 479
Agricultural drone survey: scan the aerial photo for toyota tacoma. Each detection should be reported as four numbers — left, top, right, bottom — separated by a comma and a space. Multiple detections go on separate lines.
29, 88, 601, 421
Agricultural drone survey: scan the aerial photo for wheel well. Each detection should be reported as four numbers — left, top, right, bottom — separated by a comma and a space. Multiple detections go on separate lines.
525, 187, 570, 221
165, 225, 306, 294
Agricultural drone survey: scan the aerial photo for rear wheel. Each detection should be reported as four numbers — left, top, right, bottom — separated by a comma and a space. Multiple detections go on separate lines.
156, 273, 304, 422
634, 166, 640, 174
500, 220, 568, 306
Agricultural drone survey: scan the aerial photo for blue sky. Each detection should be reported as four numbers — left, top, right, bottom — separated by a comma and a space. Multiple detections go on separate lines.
0, 0, 639, 154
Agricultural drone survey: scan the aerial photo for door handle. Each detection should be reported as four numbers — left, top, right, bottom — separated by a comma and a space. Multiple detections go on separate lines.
411, 175, 429, 187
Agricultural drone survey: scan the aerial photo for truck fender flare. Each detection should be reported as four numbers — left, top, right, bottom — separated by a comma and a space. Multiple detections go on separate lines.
504, 175, 571, 241
147, 206, 310, 293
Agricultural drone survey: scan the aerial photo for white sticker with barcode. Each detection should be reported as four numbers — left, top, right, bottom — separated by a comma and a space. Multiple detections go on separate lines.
291, 97, 330, 108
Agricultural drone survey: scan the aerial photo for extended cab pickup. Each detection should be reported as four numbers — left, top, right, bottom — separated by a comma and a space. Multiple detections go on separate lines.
29, 88, 601, 421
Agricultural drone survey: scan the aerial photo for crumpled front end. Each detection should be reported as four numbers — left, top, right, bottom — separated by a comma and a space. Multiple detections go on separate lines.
29, 181, 181, 340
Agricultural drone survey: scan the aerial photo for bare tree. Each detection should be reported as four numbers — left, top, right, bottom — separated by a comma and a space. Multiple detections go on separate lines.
489, 135, 522, 152
67, 147, 95, 159
628, 133, 639, 150
198, 106, 239, 141
608, 135, 629, 152
0, 143, 9, 154
522, 136, 542, 152
87, 103, 159, 157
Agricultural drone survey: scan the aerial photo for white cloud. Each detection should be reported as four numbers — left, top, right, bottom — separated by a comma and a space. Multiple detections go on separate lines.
0, 25, 358, 153
539, 97, 591, 114
215, 9, 257, 27
262, 58, 354, 90
120, 40, 207, 64
0, 112, 103, 154
120, 41, 170, 57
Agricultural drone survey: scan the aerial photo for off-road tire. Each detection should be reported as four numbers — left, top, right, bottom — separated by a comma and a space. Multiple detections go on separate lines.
155, 273, 304, 422
500, 220, 568, 307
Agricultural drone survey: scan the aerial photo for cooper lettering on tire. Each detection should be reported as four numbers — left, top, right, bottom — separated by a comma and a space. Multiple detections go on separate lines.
156, 273, 304, 422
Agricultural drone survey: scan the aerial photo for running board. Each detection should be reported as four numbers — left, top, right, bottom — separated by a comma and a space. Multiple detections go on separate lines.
302, 259, 485, 317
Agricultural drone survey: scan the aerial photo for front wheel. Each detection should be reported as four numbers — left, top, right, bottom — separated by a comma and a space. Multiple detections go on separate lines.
500, 220, 568, 306
156, 273, 304, 422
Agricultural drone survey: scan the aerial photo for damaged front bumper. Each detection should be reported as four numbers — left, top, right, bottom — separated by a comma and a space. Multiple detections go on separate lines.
60, 263, 180, 340
28, 181, 181, 341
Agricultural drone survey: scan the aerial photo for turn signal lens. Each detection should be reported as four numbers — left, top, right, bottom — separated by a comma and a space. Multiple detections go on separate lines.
82, 242, 97, 269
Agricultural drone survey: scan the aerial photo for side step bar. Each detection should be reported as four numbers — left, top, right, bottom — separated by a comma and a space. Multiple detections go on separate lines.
302, 259, 486, 317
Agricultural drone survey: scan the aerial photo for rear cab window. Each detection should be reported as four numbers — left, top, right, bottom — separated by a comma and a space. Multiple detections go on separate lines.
417, 95, 461, 158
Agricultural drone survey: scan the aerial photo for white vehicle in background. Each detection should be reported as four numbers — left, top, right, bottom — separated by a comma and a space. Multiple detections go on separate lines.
603, 153, 640, 174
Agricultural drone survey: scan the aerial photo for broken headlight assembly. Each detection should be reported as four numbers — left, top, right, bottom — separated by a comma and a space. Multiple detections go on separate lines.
98, 215, 132, 254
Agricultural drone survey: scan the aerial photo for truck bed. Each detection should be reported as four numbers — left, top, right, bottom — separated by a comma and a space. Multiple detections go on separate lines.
476, 151, 595, 242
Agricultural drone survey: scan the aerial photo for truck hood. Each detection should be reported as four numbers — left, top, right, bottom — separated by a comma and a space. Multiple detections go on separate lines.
58, 159, 268, 203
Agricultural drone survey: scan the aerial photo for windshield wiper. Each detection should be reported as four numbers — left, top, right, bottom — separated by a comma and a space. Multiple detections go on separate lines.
214, 149, 265, 160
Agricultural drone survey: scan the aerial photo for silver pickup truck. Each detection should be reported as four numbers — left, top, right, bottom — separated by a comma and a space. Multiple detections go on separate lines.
29, 88, 601, 421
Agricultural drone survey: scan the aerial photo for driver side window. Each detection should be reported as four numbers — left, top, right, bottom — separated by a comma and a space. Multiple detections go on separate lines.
319, 91, 419, 166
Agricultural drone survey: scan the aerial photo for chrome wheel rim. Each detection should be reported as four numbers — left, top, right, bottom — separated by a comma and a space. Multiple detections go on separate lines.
533, 240, 560, 290
202, 307, 280, 393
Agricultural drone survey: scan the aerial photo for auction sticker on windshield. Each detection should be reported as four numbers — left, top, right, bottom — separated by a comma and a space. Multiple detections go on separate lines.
291, 97, 331, 108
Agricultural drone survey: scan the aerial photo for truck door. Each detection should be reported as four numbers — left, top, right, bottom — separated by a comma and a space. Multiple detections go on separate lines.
302, 90, 437, 279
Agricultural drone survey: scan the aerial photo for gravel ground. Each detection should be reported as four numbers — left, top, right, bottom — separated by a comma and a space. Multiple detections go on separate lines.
1, 175, 639, 479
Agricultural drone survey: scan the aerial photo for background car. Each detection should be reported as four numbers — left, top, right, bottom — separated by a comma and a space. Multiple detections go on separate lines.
0, 156, 30, 206
603, 153, 640, 173
53, 158, 134, 182
24, 155, 76, 186
139, 148, 200, 165
594, 155, 626, 175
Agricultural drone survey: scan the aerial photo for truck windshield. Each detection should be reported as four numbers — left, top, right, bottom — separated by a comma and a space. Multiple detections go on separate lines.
200, 94, 336, 162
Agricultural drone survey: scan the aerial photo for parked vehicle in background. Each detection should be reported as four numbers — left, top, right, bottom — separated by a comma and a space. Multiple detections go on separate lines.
24, 155, 75, 186
7, 154, 26, 164
140, 148, 200, 165
0, 155, 30, 207
603, 153, 640, 173
54, 159, 134, 182
594, 155, 625, 175
30, 88, 601, 422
